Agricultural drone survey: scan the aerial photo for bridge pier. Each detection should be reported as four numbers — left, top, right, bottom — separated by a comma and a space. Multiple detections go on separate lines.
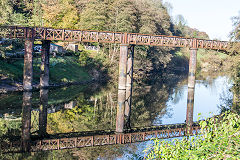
116, 44, 128, 133
125, 45, 134, 129
39, 89, 48, 137
40, 40, 50, 88
23, 33, 34, 91
21, 91, 32, 152
186, 46, 197, 132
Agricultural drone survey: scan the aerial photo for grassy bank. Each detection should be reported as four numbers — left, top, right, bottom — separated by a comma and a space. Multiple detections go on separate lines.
0, 56, 90, 84
173, 48, 238, 74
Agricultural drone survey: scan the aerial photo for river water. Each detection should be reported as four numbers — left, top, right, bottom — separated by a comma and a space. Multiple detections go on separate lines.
0, 73, 233, 159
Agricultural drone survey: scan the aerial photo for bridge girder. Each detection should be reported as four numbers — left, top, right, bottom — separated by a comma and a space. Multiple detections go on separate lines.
0, 26, 230, 51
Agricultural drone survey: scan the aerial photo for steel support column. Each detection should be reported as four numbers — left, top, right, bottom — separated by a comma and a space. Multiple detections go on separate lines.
125, 45, 134, 129
116, 44, 128, 133
23, 29, 34, 91
186, 46, 197, 132
21, 91, 32, 152
186, 87, 195, 134
39, 89, 48, 137
40, 40, 50, 88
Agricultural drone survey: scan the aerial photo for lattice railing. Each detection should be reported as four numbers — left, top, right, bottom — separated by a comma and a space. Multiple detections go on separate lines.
30, 126, 200, 151
0, 26, 230, 50
0, 125, 201, 153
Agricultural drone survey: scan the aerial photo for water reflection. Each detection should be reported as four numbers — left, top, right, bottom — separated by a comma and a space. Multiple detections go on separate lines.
21, 91, 32, 152
186, 88, 194, 127
39, 89, 48, 137
0, 74, 233, 159
159, 76, 232, 125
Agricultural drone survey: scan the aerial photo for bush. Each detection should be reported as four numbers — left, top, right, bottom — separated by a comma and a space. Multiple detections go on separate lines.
144, 111, 240, 160
78, 50, 90, 66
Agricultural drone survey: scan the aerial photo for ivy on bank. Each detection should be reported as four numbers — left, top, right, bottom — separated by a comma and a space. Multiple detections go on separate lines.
144, 111, 240, 160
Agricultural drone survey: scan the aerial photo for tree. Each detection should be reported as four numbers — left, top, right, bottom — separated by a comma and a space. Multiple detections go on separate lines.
0, 0, 30, 25
109, 0, 139, 33
29, 0, 44, 26
231, 12, 240, 42
174, 14, 187, 36
42, 0, 79, 28
229, 12, 240, 55
227, 11, 240, 113
77, 0, 110, 31
0, 0, 13, 25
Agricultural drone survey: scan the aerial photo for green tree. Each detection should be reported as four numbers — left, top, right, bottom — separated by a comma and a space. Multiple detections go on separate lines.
229, 12, 240, 112
0, 0, 13, 25
28, 0, 44, 26
109, 0, 139, 33
77, 0, 110, 31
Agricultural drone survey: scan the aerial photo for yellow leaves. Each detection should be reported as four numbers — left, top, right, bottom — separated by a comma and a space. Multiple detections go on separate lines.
42, 2, 62, 27
61, 8, 79, 29
47, 111, 74, 134
40, 65, 44, 71
42, 0, 79, 28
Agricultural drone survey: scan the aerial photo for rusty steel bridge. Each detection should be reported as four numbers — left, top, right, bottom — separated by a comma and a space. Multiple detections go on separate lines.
0, 26, 230, 50
1, 124, 200, 153
0, 25, 230, 152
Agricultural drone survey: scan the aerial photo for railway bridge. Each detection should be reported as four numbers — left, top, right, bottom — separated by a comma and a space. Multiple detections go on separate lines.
0, 26, 230, 152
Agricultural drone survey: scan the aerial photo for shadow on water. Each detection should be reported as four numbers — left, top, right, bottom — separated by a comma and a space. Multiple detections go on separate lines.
0, 71, 234, 159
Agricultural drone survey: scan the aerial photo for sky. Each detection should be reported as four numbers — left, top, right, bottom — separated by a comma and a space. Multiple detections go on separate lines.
162, 0, 240, 41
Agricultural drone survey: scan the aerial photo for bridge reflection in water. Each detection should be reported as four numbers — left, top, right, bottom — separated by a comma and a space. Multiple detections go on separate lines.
1, 86, 199, 153
1, 25, 223, 154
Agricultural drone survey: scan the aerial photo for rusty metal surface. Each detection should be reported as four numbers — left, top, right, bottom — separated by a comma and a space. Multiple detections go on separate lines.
1, 125, 201, 153
0, 26, 229, 50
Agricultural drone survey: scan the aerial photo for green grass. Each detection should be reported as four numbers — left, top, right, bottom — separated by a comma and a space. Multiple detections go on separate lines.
197, 48, 229, 60
0, 56, 90, 83
48, 56, 90, 83
0, 59, 23, 81
174, 49, 229, 61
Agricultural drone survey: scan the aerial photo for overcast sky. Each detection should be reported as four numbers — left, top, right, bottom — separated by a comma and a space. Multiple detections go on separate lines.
163, 0, 240, 41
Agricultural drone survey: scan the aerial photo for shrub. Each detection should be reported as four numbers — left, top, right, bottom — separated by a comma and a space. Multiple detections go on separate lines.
78, 50, 90, 66
144, 111, 240, 160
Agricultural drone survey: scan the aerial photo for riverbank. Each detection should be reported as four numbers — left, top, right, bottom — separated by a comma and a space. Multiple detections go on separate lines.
0, 56, 105, 93
1, 47, 238, 94
145, 111, 240, 159
174, 48, 239, 74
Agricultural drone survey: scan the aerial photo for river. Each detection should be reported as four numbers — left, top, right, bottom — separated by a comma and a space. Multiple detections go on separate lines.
0, 73, 233, 159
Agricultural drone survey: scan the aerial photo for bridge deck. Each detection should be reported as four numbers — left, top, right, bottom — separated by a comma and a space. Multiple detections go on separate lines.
0, 26, 229, 50
1, 124, 200, 153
